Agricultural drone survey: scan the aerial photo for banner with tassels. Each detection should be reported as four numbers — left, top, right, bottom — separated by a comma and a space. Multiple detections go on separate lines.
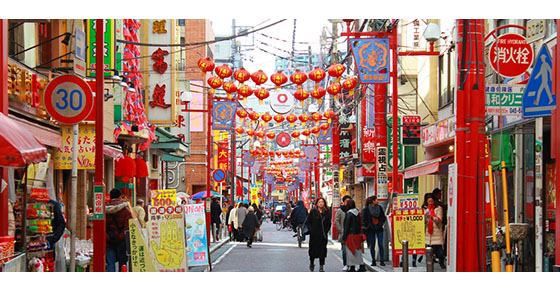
349, 38, 390, 84
212, 101, 238, 130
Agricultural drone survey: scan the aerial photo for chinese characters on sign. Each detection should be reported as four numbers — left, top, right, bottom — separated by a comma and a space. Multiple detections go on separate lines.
387, 116, 403, 170
421, 115, 456, 147
128, 219, 156, 272
218, 141, 230, 171
488, 33, 534, 78
339, 131, 353, 160
392, 209, 426, 255
151, 189, 177, 206
376, 146, 388, 200
184, 204, 209, 267
402, 115, 422, 145
53, 124, 96, 169
86, 19, 115, 77
349, 38, 390, 83
485, 84, 525, 116
212, 101, 238, 130
147, 205, 187, 272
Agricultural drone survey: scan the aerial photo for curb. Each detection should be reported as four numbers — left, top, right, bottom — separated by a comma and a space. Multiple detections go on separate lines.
210, 238, 230, 254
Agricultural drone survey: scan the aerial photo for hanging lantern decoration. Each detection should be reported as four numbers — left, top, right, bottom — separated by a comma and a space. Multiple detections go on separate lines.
282, 151, 289, 157
207, 76, 223, 95
291, 130, 301, 141
266, 132, 276, 140
257, 130, 266, 140
248, 111, 260, 126
327, 83, 342, 101
254, 87, 270, 105
249, 149, 255, 155
215, 64, 233, 79
261, 112, 273, 127
342, 77, 358, 96
235, 126, 245, 137
286, 113, 298, 127
237, 84, 253, 103
311, 126, 320, 135
311, 112, 323, 125
251, 70, 268, 86
308, 67, 327, 89
294, 149, 301, 155
319, 123, 330, 135
328, 63, 346, 83
302, 128, 311, 138
197, 57, 215, 77
246, 129, 255, 139
233, 67, 251, 84
289, 70, 308, 89
299, 113, 310, 125
293, 88, 309, 107
275, 151, 282, 157
273, 114, 285, 125
324, 109, 335, 123
222, 81, 238, 100
270, 71, 288, 91
237, 108, 248, 123
255, 149, 262, 156
310, 87, 326, 104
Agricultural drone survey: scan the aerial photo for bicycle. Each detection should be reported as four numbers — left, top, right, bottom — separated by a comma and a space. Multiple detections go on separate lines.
276, 215, 291, 231
296, 224, 303, 248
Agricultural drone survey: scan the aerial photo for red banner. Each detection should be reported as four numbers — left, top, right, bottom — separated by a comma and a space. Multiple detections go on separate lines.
218, 141, 229, 170
362, 94, 376, 163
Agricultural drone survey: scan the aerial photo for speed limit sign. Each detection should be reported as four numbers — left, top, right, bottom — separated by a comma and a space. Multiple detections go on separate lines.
43, 75, 94, 125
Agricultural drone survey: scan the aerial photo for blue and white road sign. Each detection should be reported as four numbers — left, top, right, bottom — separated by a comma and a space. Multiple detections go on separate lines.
522, 45, 557, 118
212, 169, 226, 183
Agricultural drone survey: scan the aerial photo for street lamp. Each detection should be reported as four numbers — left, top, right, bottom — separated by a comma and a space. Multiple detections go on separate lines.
423, 22, 441, 52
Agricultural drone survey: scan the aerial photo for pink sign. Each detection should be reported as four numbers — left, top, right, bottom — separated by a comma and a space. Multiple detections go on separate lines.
190, 80, 204, 132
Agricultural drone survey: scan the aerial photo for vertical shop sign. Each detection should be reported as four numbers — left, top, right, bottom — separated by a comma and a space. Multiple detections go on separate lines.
217, 141, 229, 170
387, 115, 403, 170
339, 131, 353, 160
349, 38, 390, 83
53, 124, 96, 169
147, 205, 187, 272
376, 146, 388, 200
86, 19, 115, 77
129, 219, 156, 272
184, 204, 209, 267
447, 163, 457, 272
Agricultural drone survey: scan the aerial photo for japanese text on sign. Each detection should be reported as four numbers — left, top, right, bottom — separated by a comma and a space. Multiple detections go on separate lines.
53, 124, 96, 169
398, 193, 419, 210
392, 209, 426, 255
485, 84, 525, 116
151, 189, 177, 206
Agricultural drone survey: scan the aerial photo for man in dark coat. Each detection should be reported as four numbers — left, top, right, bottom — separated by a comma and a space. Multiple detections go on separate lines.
241, 206, 260, 248
306, 198, 331, 272
290, 200, 308, 238
210, 197, 222, 241
361, 195, 386, 266
105, 188, 133, 272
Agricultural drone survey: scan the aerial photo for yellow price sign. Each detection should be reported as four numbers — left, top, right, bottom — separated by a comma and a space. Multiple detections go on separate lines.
151, 189, 177, 206
392, 209, 426, 255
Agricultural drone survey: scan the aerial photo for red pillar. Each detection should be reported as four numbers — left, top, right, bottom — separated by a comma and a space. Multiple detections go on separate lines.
93, 19, 106, 271
205, 88, 213, 245
0, 19, 8, 237
315, 161, 320, 198
455, 19, 487, 272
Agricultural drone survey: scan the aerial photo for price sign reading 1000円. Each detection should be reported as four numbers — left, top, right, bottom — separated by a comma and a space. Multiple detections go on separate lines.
44, 75, 94, 125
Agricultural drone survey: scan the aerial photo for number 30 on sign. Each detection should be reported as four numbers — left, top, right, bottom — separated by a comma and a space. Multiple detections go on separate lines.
398, 193, 419, 210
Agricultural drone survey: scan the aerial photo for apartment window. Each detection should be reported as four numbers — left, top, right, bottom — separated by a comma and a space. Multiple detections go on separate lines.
8, 21, 25, 61
178, 19, 185, 26
438, 53, 453, 108
545, 19, 557, 39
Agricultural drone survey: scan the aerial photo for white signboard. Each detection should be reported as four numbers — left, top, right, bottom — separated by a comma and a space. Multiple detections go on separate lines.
73, 28, 86, 77
376, 146, 388, 200
270, 89, 295, 114
447, 163, 457, 272
526, 19, 545, 44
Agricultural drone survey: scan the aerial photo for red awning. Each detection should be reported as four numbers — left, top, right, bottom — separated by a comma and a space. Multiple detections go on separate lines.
404, 153, 454, 179
0, 112, 48, 167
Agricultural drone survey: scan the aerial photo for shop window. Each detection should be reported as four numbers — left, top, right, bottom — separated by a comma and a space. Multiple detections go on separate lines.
8, 21, 25, 61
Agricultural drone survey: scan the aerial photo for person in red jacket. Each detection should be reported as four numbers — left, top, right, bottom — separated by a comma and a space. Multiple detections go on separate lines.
105, 188, 132, 272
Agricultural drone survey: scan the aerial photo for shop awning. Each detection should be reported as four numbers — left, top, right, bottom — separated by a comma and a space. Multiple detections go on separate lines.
161, 153, 185, 162
0, 112, 48, 167
103, 145, 124, 160
404, 153, 454, 179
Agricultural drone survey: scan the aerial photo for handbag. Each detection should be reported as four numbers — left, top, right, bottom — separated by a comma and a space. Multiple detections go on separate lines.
228, 224, 232, 232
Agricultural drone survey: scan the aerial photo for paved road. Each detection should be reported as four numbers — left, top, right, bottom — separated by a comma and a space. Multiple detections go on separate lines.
194, 218, 356, 272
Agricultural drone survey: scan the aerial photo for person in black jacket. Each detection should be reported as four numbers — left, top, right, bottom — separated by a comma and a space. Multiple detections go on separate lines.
210, 197, 222, 241
290, 200, 308, 239
241, 206, 260, 248
342, 199, 366, 272
361, 195, 386, 266
225, 205, 234, 241
306, 197, 331, 272
47, 199, 66, 259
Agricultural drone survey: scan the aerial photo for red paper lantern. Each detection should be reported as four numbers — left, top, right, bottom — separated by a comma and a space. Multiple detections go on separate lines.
207, 76, 223, 95
319, 123, 330, 135
238, 84, 253, 103
342, 77, 358, 96
324, 109, 335, 123
328, 63, 346, 83
308, 67, 327, 89
266, 132, 276, 140
215, 64, 233, 79
257, 130, 266, 139
249, 149, 255, 155
235, 126, 245, 135
261, 112, 273, 126
270, 71, 288, 90
249, 111, 260, 122
299, 113, 310, 124
246, 129, 255, 138
237, 108, 248, 122
135, 157, 149, 178
275, 151, 282, 157
254, 87, 270, 105
197, 57, 215, 73
286, 113, 298, 127
282, 151, 288, 157
233, 67, 251, 84
327, 83, 342, 101
311, 127, 320, 134
289, 70, 308, 89
251, 70, 268, 86
223, 81, 238, 99
255, 150, 262, 156
291, 131, 301, 141
311, 112, 323, 125
293, 88, 309, 106
294, 149, 301, 155
302, 129, 311, 137
310, 87, 326, 104
273, 114, 285, 125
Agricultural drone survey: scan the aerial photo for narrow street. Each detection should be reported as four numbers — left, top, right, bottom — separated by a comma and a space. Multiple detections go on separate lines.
194, 219, 354, 272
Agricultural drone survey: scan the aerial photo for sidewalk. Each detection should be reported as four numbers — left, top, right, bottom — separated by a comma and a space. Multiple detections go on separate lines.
328, 237, 446, 272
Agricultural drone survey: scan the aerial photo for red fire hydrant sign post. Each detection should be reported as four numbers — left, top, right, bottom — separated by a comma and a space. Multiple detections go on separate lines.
488, 33, 534, 78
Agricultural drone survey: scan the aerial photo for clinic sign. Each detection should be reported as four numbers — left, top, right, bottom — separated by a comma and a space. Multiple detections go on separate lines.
488, 33, 533, 78
485, 84, 525, 116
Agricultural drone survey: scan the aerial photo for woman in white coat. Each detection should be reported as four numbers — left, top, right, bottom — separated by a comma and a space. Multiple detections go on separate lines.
424, 193, 446, 269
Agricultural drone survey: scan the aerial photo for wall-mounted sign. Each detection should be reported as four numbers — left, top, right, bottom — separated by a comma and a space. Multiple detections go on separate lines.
53, 124, 96, 169
485, 84, 525, 116
86, 19, 115, 77
488, 33, 533, 78
421, 115, 456, 147
526, 19, 546, 44
402, 115, 422, 145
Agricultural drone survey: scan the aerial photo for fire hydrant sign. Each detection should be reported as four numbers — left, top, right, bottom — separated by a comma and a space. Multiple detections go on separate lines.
147, 205, 187, 272
151, 189, 177, 206
392, 209, 426, 255
129, 219, 156, 272
488, 33, 533, 78
184, 204, 209, 267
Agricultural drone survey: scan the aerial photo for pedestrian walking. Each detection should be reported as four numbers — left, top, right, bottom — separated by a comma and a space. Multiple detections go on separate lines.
306, 197, 331, 272
424, 193, 446, 269
361, 195, 386, 266
225, 205, 234, 241
132, 199, 146, 228
236, 203, 247, 242
334, 195, 351, 271
342, 199, 366, 272
211, 197, 222, 242
228, 203, 239, 242
105, 188, 133, 272
241, 206, 260, 248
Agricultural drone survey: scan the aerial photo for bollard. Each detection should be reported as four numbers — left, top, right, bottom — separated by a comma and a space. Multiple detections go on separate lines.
402, 240, 409, 272
121, 265, 127, 272
426, 247, 434, 272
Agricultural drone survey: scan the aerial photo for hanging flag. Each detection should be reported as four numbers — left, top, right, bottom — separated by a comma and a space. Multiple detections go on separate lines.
212, 101, 238, 130
302, 146, 319, 162
317, 126, 332, 145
